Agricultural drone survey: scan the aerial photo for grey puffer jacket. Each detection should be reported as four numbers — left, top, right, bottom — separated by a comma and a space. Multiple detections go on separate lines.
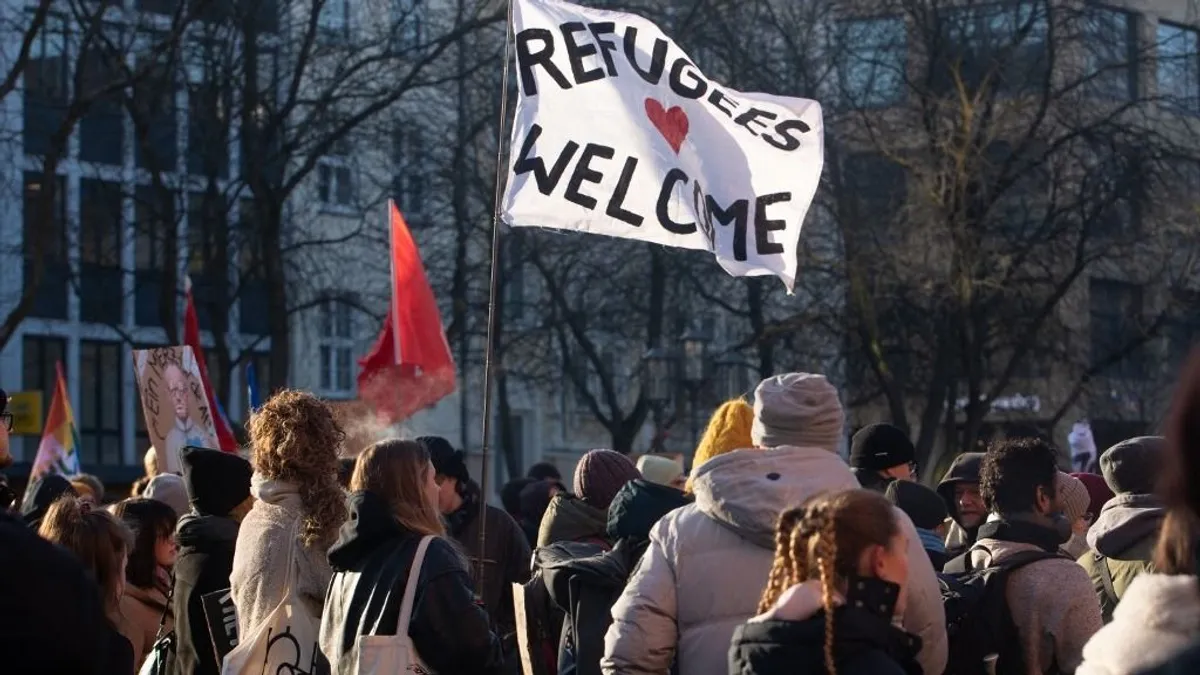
600, 446, 947, 675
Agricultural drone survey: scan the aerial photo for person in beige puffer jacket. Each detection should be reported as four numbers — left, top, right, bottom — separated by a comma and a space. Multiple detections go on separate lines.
601, 373, 947, 675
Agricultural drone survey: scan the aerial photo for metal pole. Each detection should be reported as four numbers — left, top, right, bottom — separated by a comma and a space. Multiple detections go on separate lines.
476, 0, 516, 600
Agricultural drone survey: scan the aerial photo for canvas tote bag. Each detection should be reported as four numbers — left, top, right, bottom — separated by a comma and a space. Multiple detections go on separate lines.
221, 521, 322, 675
347, 535, 434, 674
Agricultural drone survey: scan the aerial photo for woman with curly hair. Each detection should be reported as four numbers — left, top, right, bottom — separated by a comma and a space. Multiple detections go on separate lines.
231, 390, 347, 641
728, 490, 920, 675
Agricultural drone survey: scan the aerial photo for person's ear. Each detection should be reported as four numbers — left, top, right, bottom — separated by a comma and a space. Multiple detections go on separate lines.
1035, 484, 1053, 515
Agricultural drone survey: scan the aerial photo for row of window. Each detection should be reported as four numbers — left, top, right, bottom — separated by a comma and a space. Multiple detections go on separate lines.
839, 6, 1200, 113
22, 173, 269, 334
20, 335, 271, 467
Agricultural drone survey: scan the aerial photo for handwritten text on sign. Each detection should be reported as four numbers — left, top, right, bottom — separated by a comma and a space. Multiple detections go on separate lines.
502, 0, 824, 291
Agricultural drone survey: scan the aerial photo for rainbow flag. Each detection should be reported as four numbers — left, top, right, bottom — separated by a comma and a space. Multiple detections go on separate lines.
30, 363, 81, 482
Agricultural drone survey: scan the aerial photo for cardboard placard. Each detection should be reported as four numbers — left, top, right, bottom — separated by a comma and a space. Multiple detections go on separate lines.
201, 587, 239, 663
133, 346, 219, 474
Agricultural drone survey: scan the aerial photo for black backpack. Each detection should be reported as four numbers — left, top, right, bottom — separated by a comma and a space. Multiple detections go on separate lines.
939, 548, 1064, 675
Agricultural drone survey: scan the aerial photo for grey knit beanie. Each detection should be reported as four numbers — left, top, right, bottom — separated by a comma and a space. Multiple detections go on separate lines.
751, 373, 845, 453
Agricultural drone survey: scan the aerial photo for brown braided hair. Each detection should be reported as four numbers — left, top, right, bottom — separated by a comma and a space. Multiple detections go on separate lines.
755, 490, 901, 675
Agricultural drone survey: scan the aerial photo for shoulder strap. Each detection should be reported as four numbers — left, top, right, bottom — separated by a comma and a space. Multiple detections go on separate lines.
1094, 551, 1119, 606
397, 535, 435, 632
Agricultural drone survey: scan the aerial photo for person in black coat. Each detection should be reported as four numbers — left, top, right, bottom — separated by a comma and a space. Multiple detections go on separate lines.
544, 478, 691, 675
0, 509, 132, 675
173, 447, 254, 675
729, 490, 922, 675
319, 440, 504, 675
20, 474, 77, 528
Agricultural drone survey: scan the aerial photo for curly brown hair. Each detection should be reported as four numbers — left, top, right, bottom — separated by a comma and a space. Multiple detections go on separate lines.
249, 389, 347, 549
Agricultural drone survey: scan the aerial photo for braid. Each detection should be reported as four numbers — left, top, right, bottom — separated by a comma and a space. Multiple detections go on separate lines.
815, 514, 839, 675
758, 507, 805, 613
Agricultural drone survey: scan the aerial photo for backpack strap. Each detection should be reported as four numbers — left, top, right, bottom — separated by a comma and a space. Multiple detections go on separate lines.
1094, 551, 1119, 607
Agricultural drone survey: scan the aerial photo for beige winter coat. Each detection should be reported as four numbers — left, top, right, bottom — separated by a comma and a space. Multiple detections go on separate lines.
601, 445, 947, 675
1076, 573, 1200, 675
968, 538, 1103, 674
230, 476, 336, 639
118, 583, 173, 671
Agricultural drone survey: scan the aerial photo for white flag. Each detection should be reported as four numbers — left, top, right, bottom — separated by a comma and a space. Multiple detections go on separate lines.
502, 0, 825, 292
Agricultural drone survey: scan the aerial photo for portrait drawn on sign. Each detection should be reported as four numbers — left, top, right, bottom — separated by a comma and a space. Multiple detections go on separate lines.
133, 346, 219, 474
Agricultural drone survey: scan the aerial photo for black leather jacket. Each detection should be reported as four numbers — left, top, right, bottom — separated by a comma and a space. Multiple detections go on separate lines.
319, 491, 505, 675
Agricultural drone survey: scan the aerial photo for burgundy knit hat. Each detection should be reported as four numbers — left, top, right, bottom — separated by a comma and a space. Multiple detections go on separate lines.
573, 449, 641, 510
1071, 472, 1116, 517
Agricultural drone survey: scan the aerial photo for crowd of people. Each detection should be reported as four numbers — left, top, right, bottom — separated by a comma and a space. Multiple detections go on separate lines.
2, 350, 1200, 675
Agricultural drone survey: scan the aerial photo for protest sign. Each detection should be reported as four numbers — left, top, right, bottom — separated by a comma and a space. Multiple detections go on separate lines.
502, 0, 824, 292
201, 588, 239, 663
133, 346, 219, 474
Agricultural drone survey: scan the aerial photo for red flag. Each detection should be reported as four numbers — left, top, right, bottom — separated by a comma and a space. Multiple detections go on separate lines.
183, 278, 239, 452
357, 202, 456, 423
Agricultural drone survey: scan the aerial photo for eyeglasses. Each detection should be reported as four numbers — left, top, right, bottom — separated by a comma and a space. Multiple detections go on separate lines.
907, 462, 919, 482
0, 412, 12, 432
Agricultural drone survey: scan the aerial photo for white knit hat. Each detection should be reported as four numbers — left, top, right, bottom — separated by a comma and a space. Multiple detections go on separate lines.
636, 455, 685, 487
751, 373, 845, 453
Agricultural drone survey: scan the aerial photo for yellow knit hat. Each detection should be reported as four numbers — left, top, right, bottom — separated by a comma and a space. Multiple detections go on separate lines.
686, 398, 754, 492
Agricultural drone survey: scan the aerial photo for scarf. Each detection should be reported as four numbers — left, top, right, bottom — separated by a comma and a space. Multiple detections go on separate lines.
446, 480, 482, 539
977, 515, 1066, 553
916, 527, 946, 554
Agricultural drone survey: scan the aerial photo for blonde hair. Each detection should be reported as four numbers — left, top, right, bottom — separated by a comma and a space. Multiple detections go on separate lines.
351, 439, 445, 537
758, 490, 901, 675
39, 496, 133, 620
687, 398, 754, 492
249, 390, 347, 549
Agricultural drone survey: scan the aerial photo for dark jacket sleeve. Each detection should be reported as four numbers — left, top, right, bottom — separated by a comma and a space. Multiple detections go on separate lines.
409, 542, 506, 675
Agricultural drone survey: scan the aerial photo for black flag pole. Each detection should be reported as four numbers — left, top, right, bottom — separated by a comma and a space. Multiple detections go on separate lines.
476, 0, 516, 600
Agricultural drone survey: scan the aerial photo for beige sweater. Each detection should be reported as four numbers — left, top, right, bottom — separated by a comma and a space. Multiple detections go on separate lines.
230, 477, 335, 639
118, 583, 173, 672
969, 538, 1103, 673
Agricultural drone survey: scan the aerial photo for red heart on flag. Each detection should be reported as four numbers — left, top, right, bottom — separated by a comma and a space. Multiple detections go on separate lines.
644, 98, 689, 154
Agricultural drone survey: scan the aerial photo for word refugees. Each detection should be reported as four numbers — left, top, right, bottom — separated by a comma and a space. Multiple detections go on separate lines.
502, 0, 825, 291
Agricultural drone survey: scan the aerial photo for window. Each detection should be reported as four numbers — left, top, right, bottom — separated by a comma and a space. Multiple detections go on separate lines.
23, 173, 68, 319
837, 17, 906, 108
78, 33, 125, 166
392, 127, 425, 216
317, 139, 354, 207
318, 0, 350, 42
1084, 8, 1137, 100
133, 42, 178, 171
934, 2, 1049, 94
840, 153, 907, 245
1090, 279, 1147, 379
188, 191, 230, 332
984, 140, 1048, 238
393, 0, 424, 50
134, 186, 176, 327
79, 179, 124, 324
1168, 290, 1200, 369
319, 300, 355, 395
237, 200, 270, 335
22, 336, 66, 427
79, 341, 123, 466
23, 13, 68, 156
1083, 141, 1143, 237
1158, 22, 1200, 114
188, 79, 231, 178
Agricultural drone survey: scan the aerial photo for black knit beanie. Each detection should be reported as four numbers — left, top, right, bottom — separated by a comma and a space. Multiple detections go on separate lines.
419, 436, 470, 484
885, 480, 948, 531
181, 447, 252, 517
850, 424, 916, 472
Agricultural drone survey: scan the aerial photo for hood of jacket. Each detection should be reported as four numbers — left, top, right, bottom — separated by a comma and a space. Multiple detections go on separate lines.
249, 473, 301, 508
1078, 573, 1200, 675
936, 452, 984, 526
692, 446, 859, 549
327, 490, 407, 570
541, 493, 608, 545
176, 513, 240, 552
607, 479, 692, 542
541, 540, 630, 612
1088, 492, 1166, 559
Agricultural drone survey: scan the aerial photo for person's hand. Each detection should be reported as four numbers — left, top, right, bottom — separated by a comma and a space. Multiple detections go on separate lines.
753, 579, 840, 622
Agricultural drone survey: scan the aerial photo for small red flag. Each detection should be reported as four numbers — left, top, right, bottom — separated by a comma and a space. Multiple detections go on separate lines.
183, 279, 239, 452
357, 202, 456, 423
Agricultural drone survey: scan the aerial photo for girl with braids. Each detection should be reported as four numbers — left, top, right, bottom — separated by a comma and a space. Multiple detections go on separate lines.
231, 390, 348, 640
729, 490, 922, 675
